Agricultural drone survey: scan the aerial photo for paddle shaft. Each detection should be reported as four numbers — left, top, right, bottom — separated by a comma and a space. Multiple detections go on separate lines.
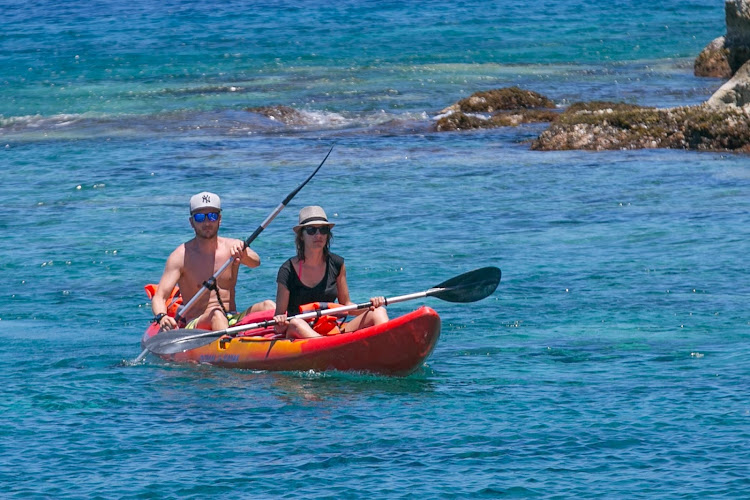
164, 289, 438, 345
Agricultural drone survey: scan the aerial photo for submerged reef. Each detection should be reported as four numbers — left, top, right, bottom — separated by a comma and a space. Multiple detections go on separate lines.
245, 105, 306, 124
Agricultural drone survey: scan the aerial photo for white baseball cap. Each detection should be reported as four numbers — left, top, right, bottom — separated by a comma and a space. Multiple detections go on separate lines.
189, 192, 221, 214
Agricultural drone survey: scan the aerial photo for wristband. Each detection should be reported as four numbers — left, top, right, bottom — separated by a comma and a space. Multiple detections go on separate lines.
153, 313, 167, 324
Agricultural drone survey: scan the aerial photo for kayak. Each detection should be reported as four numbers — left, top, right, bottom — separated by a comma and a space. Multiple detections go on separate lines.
141, 306, 441, 376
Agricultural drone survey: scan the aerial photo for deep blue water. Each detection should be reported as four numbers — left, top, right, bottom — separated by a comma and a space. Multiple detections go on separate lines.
2, 0, 749, 498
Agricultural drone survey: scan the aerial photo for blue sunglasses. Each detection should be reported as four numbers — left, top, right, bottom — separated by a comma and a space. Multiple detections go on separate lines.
193, 212, 220, 223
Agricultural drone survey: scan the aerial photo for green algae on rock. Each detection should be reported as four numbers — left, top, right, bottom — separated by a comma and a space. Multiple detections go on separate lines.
531, 102, 750, 152
434, 87, 557, 131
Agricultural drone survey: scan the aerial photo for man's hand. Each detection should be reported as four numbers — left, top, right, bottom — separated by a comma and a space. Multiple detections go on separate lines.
230, 242, 246, 263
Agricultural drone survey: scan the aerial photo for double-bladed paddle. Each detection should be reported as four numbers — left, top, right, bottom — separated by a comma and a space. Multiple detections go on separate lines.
144, 266, 501, 356
133, 145, 334, 364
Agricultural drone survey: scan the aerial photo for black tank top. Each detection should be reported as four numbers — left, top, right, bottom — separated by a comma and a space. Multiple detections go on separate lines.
276, 253, 344, 315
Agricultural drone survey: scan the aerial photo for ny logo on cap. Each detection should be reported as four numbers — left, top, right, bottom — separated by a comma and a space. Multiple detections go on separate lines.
202, 195, 211, 203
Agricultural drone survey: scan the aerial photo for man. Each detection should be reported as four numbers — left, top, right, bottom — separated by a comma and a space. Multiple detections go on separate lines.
151, 191, 274, 331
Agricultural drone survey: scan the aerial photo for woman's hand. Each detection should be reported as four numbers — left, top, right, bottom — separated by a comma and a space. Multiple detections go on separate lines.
273, 313, 289, 334
369, 296, 386, 310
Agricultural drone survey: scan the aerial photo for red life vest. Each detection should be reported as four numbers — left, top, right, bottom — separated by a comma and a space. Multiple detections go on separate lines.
299, 302, 345, 336
144, 283, 183, 317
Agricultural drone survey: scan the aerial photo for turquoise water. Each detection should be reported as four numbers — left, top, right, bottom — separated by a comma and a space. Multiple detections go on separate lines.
2, 0, 749, 497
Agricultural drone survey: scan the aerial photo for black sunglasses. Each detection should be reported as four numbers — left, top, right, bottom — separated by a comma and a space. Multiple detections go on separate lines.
304, 226, 331, 235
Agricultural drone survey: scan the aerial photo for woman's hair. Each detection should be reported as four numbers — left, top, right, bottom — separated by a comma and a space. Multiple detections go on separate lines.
295, 229, 333, 261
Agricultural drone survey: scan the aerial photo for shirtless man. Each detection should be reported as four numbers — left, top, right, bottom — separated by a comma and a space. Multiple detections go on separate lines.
151, 191, 274, 331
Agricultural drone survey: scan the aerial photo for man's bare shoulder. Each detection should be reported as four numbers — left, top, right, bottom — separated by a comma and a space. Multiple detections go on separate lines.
167, 241, 188, 263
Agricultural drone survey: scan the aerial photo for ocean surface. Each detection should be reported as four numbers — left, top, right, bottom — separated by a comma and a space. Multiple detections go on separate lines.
2, 0, 749, 497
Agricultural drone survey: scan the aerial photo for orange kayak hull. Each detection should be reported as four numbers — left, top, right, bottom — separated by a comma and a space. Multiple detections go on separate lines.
141, 306, 441, 376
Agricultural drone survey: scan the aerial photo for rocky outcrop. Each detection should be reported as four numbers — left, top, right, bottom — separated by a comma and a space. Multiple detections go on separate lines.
695, 0, 750, 77
435, 78, 750, 152
694, 36, 732, 78
432, 3, 750, 152
531, 58, 750, 152
433, 87, 557, 131
706, 59, 750, 107
440, 87, 555, 113
530, 101, 750, 152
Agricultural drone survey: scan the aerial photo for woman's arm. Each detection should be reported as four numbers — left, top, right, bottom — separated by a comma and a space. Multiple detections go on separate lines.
273, 282, 291, 334
336, 263, 355, 307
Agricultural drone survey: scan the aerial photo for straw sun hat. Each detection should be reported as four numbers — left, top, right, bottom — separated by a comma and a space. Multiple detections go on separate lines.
293, 206, 335, 232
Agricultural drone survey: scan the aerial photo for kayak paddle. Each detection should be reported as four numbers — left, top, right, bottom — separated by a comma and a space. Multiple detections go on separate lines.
133, 145, 334, 364
144, 266, 501, 356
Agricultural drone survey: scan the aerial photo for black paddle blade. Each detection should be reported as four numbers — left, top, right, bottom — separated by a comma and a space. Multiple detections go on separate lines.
428, 266, 501, 303
144, 328, 219, 355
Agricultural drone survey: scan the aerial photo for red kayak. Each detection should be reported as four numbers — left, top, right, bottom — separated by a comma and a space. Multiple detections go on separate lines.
141, 306, 441, 376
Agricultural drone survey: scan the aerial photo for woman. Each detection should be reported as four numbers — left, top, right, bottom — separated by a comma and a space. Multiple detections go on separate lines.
274, 206, 388, 339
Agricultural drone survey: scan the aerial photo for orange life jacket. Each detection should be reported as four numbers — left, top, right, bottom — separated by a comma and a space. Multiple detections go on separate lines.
144, 283, 183, 317
299, 302, 344, 336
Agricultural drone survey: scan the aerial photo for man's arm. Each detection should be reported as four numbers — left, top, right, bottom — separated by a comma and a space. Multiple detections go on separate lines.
151, 247, 184, 329
229, 239, 261, 268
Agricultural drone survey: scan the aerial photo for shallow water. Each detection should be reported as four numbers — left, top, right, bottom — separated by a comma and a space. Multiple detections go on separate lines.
3, 0, 749, 498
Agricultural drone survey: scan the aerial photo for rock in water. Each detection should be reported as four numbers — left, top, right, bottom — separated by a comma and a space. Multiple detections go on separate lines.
433, 87, 557, 131
695, 0, 750, 77
694, 36, 731, 78
706, 60, 750, 107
